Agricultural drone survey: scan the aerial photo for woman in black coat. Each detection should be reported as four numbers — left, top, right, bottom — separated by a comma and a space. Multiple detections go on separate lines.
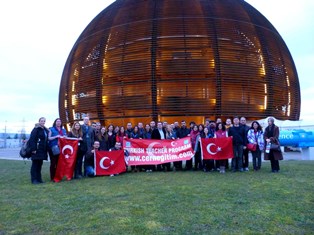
28, 117, 50, 184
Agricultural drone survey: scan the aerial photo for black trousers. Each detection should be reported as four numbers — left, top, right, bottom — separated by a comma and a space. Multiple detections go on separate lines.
243, 148, 249, 168
218, 159, 226, 169
269, 151, 280, 171
31, 159, 43, 183
173, 161, 182, 170
185, 159, 193, 170
194, 151, 203, 170
203, 159, 214, 171
214, 160, 220, 170
162, 163, 171, 171
76, 151, 84, 177
48, 149, 59, 181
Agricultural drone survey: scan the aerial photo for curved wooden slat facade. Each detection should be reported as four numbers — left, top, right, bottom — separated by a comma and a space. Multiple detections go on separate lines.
59, 0, 300, 127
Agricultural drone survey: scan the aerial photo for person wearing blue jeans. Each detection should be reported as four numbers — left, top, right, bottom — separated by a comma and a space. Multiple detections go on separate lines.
84, 141, 100, 177
228, 117, 247, 172
247, 121, 265, 171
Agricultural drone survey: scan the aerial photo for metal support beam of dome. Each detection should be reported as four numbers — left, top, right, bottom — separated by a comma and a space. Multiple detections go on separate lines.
205, 3, 221, 118
150, 0, 158, 122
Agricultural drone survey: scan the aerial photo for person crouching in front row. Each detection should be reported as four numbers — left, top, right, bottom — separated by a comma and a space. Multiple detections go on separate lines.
84, 141, 100, 177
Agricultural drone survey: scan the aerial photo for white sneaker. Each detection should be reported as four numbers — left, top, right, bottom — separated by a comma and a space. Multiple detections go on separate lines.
110, 174, 114, 177
244, 167, 249, 171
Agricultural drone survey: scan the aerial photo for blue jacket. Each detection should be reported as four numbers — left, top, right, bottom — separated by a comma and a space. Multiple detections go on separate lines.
49, 126, 67, 148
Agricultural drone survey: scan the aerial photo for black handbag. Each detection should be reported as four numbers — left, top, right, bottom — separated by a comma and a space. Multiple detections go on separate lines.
270, 143, 281, 151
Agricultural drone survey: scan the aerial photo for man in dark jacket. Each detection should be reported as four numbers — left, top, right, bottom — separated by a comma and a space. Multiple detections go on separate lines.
228, 117, 247, 172
151, 121, 169, 171
176, 120, 190, 171
81, 116, 94, 177
125, 122, 133, 139
84, 141, 100, 177
240, 116, 250, 171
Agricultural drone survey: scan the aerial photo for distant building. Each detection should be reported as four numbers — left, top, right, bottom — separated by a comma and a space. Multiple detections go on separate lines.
0, 133, 29, 148
59, 0, 300, 127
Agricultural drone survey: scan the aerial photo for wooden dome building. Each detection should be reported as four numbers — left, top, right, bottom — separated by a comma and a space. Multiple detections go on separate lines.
59, 0, 300, 126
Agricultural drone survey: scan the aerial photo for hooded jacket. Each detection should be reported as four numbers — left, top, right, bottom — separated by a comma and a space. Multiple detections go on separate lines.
29, 123, 50, 160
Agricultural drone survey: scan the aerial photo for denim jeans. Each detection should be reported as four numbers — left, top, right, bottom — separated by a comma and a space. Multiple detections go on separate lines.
252, 148, 262, 170
85, 166, 95, 177
232, 144, 243, 170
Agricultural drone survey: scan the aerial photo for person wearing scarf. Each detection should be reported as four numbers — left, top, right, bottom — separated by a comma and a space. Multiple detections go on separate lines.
189, 125, 200, 171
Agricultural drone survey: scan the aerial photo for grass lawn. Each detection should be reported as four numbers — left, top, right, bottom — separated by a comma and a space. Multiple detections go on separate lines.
0, 159, 313, 235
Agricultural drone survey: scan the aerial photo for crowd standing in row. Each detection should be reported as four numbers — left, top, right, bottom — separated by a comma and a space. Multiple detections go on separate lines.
27, 116, 283, 184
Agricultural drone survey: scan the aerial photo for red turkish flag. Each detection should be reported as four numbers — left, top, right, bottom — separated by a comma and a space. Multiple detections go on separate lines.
54, 138, 79, 182
200, 137, 234, 160
95, 150, 126, 176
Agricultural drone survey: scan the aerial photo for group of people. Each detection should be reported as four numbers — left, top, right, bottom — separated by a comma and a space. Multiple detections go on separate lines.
27, 116, 283, 184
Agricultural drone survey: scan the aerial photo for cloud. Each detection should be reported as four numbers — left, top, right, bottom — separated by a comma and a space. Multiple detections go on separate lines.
0, 0, 313, 133
0, 0, 114, 133
246, 0, 314, 33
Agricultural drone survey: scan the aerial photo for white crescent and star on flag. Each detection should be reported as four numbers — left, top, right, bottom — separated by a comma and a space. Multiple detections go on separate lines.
99, 156, 115, 170
62, 145, 74, 159
170, 141, 177, 147
206, 143, 222, 155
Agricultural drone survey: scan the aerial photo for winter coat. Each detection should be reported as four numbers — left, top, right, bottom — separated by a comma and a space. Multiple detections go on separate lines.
228, 125, 247, 146
105, 133, 116, 149
151, 128, 166, 140
29, 124, 50, 160
81, 124, 94, 152
143, 130, 152, 139
263, 124, 283, 160
177, 127, 190, 138
247, 129, 265, 151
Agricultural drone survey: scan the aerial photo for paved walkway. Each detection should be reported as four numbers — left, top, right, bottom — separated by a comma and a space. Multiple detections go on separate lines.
0, 147, 313, 161
0, 148, 23, 160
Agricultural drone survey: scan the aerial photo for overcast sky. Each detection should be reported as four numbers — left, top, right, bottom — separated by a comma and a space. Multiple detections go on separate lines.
0, 0, 313, 133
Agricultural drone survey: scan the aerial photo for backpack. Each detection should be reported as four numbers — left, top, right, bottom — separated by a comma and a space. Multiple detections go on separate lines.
19, 140, 32, 159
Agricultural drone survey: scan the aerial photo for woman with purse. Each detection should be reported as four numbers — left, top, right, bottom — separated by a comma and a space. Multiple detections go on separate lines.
264, 117, 283, 173
48, 118, 67, 181
247, 121, 264, 171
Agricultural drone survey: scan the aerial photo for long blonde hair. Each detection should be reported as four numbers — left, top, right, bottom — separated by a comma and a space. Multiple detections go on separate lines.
71, 122, 83, 137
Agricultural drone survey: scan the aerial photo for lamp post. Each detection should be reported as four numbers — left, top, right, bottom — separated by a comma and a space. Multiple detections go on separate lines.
4, 120, 7, 148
